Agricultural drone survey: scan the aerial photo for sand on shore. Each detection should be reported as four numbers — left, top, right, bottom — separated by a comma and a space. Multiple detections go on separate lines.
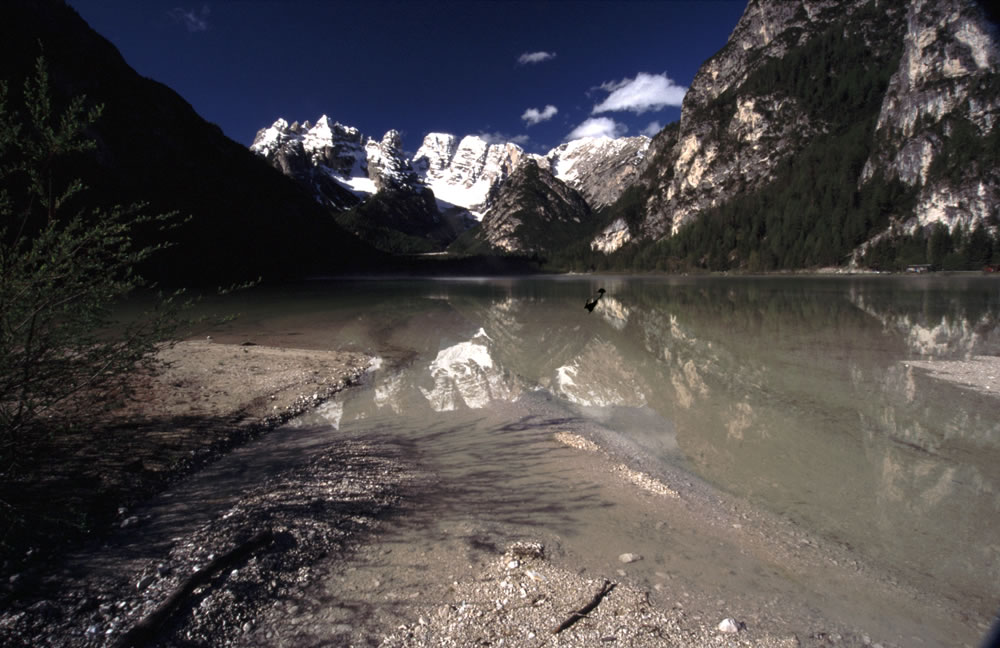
133, 340, 374, 424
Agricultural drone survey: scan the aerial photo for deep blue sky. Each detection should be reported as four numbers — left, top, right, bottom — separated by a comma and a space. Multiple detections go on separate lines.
67, 0, 747, 154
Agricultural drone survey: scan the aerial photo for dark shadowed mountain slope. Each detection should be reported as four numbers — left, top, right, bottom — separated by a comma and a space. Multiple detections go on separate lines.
0, 0, 382, 285
449, 160, 594, 256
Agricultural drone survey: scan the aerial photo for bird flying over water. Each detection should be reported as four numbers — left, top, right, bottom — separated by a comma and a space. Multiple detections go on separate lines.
585, 288, 606, 313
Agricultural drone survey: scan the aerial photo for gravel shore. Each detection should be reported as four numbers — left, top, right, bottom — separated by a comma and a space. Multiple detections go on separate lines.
1, 342, 989, 647
0, 341, 378, 647
905, 355, 1000, 399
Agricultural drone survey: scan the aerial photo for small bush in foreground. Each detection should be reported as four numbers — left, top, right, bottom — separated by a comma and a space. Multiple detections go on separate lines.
0, 57, 182, 464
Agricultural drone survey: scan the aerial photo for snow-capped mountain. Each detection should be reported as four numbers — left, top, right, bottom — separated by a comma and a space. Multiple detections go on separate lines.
410, 133, 652, 215
539, 135, 650, 209
412, 134, 528, 215
250, 117, 651, 219
250, 116, 420, 209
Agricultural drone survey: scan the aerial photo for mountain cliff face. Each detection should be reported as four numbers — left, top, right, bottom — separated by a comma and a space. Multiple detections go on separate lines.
639, 0, 909, 241
412, 133, 528, 214
605, 0, 998, 269
539, 136, 650, 209
591, 123, 680, 253
451, 160, 592, 255
861, 0, 1000, 234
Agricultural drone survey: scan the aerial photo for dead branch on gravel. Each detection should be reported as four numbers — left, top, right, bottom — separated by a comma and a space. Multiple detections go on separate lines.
113, 530, 275, 648
551, 578, 617, 634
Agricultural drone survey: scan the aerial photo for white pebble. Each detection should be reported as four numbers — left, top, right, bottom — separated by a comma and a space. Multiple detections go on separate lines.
718, 617, 740, 633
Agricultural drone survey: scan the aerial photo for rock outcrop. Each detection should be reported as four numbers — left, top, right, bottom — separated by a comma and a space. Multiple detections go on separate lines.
861, 0, 1000, 234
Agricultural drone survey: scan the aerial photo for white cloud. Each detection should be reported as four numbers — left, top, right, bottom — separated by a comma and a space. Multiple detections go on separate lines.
169, 5, 210, 32
592, 72, 686, 114
521, 104, 558, 126
478, 131, 531, 146
518, 51, 556, 65
641, 121, 663, 136
565, 117, 627, 141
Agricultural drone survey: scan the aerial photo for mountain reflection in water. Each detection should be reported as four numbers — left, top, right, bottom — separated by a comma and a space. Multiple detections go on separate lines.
217, 275, 1000, 615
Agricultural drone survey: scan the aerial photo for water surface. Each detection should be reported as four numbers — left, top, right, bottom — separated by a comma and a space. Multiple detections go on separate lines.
204, 275, 1000, 644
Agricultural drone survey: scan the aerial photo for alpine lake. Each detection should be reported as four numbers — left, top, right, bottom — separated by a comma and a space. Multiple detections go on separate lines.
194, 274, 1000, 647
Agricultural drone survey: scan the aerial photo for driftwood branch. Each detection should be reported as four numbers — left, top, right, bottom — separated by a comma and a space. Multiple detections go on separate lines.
551, 579, 617, 635
114, 530, 275, 648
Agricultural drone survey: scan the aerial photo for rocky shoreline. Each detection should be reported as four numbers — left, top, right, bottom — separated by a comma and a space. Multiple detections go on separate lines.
0, 341, 379, 647
0, 341, 989, 647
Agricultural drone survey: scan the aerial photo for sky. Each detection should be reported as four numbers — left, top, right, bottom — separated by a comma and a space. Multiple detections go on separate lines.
67, 0, 747, 155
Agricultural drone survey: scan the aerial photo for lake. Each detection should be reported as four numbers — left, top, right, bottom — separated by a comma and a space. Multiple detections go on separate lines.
203, 274, 1000, 645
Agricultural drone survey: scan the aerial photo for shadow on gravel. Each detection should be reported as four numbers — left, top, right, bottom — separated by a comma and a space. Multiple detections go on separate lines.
1, 415, 414, 648
1, 410, 264, 588
253, 412, 617, 647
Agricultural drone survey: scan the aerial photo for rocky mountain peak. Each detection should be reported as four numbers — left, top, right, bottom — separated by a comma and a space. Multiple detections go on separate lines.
412, 133, 459, 177
365, 129, 418, 192
411, 133, 526, 215
254, 110, 659, 224
540, 135, 651, 209
457, 159, 594, 255
380, 129, 404, 152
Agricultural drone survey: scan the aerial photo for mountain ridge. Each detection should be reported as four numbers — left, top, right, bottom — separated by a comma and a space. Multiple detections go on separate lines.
9, 0, 996, 274
251, 117, 651, 218
251, 0, 998, 269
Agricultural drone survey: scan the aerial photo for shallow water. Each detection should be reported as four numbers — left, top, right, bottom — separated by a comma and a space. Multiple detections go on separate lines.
202, 274, 1000, 645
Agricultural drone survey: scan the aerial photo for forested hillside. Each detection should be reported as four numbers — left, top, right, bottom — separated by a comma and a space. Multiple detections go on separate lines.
552, 0, 1000, 273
